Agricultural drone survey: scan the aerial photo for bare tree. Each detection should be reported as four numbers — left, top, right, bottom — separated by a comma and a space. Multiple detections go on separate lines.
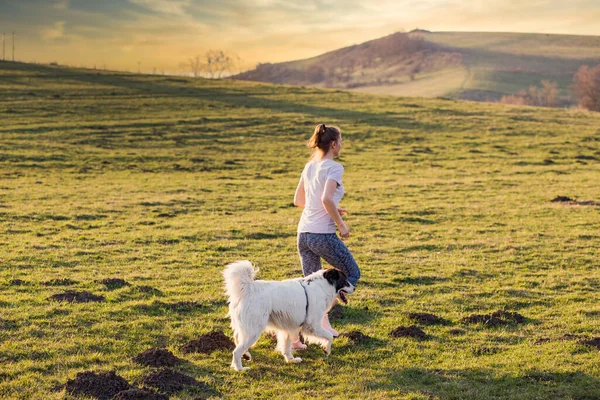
572, 64, 600, 111
206, 50, 240, 78
539, 80, 558, 107
183, 50, 241, 78
188, 55, 202, 78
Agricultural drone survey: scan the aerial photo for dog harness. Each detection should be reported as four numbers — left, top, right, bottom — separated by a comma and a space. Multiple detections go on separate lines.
299, 281, 309, 327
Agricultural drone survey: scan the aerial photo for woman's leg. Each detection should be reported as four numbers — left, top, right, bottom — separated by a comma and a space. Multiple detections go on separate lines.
298, 232, 323, 277
308, 233, 360, 286
304, 233, 360, 337
294, 233, 322, 350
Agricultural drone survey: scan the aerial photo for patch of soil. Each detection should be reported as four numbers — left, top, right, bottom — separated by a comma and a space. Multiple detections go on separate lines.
551, 196, 574, 202
114, 389, 169, 400
181, 330, 234, 354
448, 328, 466, 336
98, 278, 130, 289
578, 337, 600, 350
389, 325, 427, 339
551, 196, 600, 206
42, 278, 78, 286
461, 310, 525, 327
407, 312, 449, 325
142, 368, 207, 394
328, 304, 344, 321
65, 371, 130, 400
341, 330, 372, 343
133, 348, 183, 367
48, 290, 105, 303
8, 279, 28, 286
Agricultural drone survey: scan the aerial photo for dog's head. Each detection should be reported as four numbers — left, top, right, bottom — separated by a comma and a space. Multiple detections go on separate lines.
323, 268, 354, 304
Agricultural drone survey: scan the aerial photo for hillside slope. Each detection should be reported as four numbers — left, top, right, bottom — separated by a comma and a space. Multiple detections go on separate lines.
235, 31, 600, 104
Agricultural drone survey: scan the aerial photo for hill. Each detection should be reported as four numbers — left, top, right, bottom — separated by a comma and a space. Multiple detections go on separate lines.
1, 61, 600, 399
234, 31, 600, 104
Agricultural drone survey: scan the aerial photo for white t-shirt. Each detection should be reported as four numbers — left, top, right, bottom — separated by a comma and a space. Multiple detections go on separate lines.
297, 159, 344, 234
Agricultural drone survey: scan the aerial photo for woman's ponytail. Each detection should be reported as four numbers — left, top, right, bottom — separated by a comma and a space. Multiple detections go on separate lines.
307, 123, 340, 156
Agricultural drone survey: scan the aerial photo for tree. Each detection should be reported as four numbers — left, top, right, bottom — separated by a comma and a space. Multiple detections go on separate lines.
205, 50, 240, 78
539, 80, 558, 108
188, 55, 202, 78
184, 50, 241, 79
572, 64, 600, 111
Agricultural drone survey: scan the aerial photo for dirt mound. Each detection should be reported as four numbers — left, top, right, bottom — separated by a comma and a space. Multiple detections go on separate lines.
48, 290, 105, 303
578, 337, 600, 350
551, 196, 600, 206
133, 348, 183, 367
461, 310, 525, 327
181, 331, 234, 354
142, 368, 207, 394
341, 330, 372, 343
390, 325, 427, 339
407, 312, 449, 325
551, 196, 574, 202
114, 389, 169, 400
43, 278, 78, 286
65, 371, 130, 400
98, 278, 130, 289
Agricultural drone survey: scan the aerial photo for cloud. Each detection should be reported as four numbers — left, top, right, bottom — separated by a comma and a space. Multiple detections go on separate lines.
41, 21, 66, 40
128, 0, 192, 16
54, 0, 69, 10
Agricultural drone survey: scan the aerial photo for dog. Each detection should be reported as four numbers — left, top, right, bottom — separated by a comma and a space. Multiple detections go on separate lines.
223, 260, 354, 371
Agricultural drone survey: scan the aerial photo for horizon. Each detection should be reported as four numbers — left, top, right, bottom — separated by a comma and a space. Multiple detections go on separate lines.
1, 0, 599, 74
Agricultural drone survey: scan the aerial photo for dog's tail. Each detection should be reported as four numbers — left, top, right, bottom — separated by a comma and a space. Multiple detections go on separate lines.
223, 260, 257, 303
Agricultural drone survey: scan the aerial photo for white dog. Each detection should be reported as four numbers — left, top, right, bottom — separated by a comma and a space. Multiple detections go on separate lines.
223, 260, 354, 371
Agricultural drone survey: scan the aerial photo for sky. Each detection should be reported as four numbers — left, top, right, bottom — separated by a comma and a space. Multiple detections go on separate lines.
0, 0, 599, 74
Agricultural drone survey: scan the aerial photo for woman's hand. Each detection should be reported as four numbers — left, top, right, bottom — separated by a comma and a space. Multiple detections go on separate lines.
339, 222, 350, 239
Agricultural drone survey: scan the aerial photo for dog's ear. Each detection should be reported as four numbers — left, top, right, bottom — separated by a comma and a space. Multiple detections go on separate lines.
324, 268, 347, 290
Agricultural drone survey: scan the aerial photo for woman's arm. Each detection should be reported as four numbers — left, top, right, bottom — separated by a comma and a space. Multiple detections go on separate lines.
321, 179, 349, 238
294, 179, 306, 208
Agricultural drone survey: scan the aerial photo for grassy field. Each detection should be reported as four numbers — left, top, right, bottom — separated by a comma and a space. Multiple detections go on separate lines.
1, 61, 600, 399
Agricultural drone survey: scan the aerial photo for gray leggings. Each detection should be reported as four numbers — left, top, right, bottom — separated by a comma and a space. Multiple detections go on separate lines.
297, 232, 360, 286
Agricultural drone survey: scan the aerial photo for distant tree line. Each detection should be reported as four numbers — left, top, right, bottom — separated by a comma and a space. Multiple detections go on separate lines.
499, 63, 600, 111
500, 81, 559, 107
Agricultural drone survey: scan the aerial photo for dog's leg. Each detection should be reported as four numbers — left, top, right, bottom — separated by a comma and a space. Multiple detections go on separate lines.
278, 330, 302, 364
234, 331, 251, 361
303, 326, 334, 356
231, 332, 260, 371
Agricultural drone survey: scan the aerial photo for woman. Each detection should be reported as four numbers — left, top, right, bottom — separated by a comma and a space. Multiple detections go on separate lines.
292, 123, 361, 349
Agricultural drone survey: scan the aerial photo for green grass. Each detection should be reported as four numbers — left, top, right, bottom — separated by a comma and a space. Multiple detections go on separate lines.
1, 60, 600, 399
